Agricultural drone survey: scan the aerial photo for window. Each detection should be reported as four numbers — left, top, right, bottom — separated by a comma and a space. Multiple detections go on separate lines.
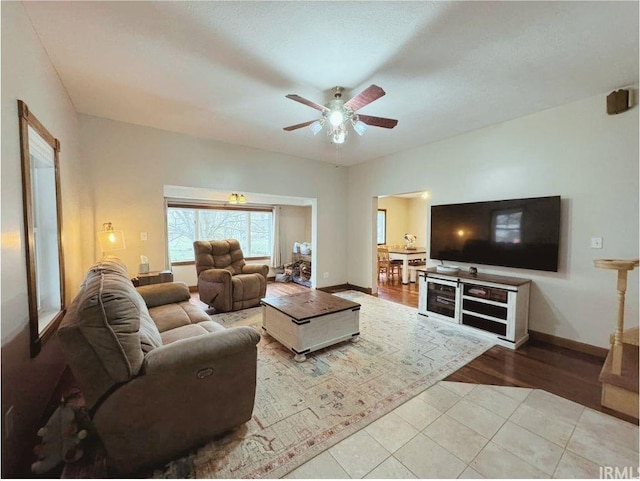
167, 205, 273, 262
377, 209, 387, 245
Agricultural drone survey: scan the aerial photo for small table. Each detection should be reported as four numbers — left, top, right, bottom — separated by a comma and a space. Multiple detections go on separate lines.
132, 270, 173, 287
388, 247, 427, 284
261, 290, 361, 362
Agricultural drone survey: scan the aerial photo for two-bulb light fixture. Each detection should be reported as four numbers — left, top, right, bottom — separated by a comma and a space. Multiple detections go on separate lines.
229, 193, 246, 205
308, 87, 367, 145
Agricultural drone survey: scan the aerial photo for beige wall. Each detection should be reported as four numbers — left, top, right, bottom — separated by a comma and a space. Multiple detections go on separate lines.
79, 114, 348, 288
348, 91, 639, 348
0, 2, 90, 476
280, 205, 312, 265
377, 196, 429, 247
377, 197, 409, 246
408, 197, 429, 250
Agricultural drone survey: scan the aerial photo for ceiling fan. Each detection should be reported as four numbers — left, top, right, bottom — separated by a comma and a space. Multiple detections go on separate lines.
283, 84, 398, 144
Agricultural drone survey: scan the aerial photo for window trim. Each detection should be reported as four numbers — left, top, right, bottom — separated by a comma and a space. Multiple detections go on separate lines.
167, 201, 272, 213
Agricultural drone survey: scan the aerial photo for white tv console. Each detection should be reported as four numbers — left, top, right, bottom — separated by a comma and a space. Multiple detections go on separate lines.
417, 268, 531, 349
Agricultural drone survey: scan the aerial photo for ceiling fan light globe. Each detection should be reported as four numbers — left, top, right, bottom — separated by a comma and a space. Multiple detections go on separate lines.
328, 109, 344, 128
353, 120, 368, 136
333, 130, 347, 144
309, 120, 323, 135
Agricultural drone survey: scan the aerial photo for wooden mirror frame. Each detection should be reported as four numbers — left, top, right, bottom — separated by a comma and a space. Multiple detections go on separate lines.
18, 100, 66, 357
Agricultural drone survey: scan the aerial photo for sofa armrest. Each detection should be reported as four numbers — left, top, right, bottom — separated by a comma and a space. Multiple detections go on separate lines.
142, 326, 260, 374
136, 281, 190, 308
242, 263, 269, 278
92, 325, 261, 474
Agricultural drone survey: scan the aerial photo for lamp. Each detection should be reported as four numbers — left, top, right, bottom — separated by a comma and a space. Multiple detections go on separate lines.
98, 222, 126, 252
328, 109, 345, 128
229, 193, 247, 204
332, 128, 347, 144
309, 120, 324, 135
307, 86, 360, 145
285, 84, 398, 145
352, 118, 368, 136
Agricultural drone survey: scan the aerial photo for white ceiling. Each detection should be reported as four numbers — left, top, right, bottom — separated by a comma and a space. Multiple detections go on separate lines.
23, 1, 638, 166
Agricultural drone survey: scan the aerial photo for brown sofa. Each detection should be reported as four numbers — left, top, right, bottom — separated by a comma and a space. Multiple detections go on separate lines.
57, 257, 260, 474
194, 239, 269, 312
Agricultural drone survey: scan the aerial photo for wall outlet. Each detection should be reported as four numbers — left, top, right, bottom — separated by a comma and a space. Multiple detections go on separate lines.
140, 232, 148, 241
323, 272, 329, 279
591, 237, 603, 249
5, 405, 14, 439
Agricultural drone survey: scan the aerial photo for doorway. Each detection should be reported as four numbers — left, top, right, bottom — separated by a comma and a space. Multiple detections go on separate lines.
374, 191, 430, 306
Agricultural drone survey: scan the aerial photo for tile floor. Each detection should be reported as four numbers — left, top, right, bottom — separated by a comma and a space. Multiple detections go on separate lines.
284, 381, 639, 479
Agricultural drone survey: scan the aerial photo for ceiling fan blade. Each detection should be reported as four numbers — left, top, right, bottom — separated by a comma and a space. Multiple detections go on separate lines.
283, 120, 317, 131
285, 94, 327, 112
358, 114, 398, 129
345, 84, 386, 111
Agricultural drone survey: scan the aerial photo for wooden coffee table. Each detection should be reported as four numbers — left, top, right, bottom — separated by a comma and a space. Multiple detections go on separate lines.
261, 290, 361, 362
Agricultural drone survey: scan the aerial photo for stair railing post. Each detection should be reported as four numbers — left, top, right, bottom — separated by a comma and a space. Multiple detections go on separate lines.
612, 269, 629, 374
594, 258, 639, 375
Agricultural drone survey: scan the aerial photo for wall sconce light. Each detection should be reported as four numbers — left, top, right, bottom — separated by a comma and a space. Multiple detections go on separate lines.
98, 222, 126, 252
229, 193, 246, 204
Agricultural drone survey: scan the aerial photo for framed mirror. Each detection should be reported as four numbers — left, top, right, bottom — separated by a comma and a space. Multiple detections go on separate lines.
18, 100, 65, 357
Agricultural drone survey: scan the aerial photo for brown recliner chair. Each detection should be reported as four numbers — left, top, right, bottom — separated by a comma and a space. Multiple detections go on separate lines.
58, 257, 260, 474
194, 239, 269, 312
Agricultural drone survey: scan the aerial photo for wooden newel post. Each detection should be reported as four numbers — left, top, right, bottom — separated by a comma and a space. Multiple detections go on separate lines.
594, 258, 639, 375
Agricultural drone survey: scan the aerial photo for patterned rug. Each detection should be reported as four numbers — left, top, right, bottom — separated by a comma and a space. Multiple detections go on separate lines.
157, 291, 494, 479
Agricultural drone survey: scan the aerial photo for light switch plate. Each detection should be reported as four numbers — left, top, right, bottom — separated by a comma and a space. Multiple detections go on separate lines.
140, 232, 148, 241
591, 237, 603, 249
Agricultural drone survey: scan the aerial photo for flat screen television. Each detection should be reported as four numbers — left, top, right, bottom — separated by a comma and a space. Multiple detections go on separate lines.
430, 195, 561, 272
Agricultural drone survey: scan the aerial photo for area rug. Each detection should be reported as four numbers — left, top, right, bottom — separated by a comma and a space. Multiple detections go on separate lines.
157, 291, 494, 479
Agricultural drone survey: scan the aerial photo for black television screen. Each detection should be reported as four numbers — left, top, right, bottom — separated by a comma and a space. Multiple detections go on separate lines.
430, 196, 561, 272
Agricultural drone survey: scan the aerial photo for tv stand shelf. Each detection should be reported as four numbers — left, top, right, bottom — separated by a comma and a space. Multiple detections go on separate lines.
418, 268, 531, 349
426, 269, 532, 287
